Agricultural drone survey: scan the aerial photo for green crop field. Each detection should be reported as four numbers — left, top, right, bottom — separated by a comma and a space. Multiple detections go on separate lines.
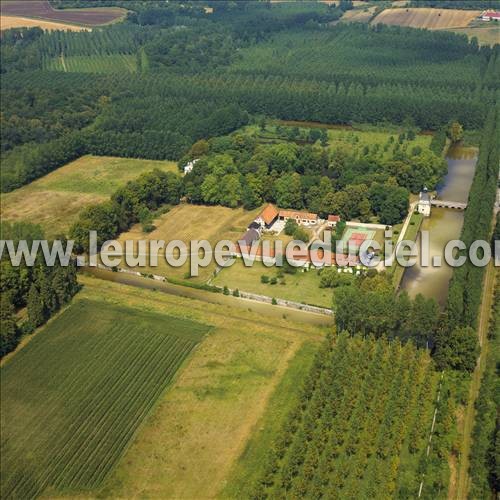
0, 298, 209, 499
46, 54, 137, 73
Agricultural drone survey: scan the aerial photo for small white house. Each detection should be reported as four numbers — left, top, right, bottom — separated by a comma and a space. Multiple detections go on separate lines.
184, 158, 199, 174
417, 189, 432, 217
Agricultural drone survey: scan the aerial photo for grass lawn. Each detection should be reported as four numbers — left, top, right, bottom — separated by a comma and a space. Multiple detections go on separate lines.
0, 155, 178, 238
392, 211, 423, 287
70, 276, 326, 498
1, 297, 208, 498
113, 203, 261, 282
212, 258, 333, 308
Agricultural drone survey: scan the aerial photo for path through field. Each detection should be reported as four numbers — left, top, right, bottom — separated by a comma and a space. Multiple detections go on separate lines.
454, 259, 496, 499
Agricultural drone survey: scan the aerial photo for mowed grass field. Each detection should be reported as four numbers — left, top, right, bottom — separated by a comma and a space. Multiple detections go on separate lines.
0, 155, 177, 237
113, 203, 261, 282
46, 54, 137, 73
70, 275, 327, 498
0, 297, 209, 498
0, 15, 90, 31
371, 8, 481, 29
212, 259, 333, 308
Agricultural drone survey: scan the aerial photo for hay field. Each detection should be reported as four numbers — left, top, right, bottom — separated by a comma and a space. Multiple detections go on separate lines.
0, 15, 89, 31
340, 6, 377, 23
449, 25, 500, 46
371, 8, 481, 30
113, 203, 261, 282
0, 155, 177, 238
76, 275, 326, 498
1, 297, 209, 498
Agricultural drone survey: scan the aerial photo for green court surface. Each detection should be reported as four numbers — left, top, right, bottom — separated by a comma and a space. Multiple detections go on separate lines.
337, 226, 376, 253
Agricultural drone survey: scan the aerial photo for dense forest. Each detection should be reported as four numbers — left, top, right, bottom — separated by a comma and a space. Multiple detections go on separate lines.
1, 1, 498, 191
0, 222, 79, 357
446, 109, 499, 330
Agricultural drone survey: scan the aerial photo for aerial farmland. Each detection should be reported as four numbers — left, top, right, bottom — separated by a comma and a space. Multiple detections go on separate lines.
1, 1, 499, 499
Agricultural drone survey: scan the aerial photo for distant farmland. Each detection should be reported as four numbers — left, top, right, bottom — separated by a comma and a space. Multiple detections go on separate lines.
0, 155, 178, 238
0, 0, 126, 27
371, 7, 481, 30
0, 299, 209, 498
0, 15, 89, 31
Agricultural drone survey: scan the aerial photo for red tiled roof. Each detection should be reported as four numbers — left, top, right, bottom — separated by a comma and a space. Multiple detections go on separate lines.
259, 204, 279, 225
328, 215, 340, 222
483, 10, 500, 18
279, 210, 318, 220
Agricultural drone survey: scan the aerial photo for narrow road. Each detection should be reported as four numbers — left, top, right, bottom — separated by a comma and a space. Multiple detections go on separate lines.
454, 260, 496, 499
83, 267, 334, 327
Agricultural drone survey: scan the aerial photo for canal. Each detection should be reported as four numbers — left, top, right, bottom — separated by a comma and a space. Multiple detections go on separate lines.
400, 145, 478, 306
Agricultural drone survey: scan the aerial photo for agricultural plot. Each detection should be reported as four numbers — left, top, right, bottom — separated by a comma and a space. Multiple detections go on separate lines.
0, 15, 89, 31
244, 334, 443, 499
0, 0, 126, 26
0, 298, 209, 498
0, 155, 177, 238
340, 5, 377, 23
46, 54, 137, 73
448, 25, 500, 46
70, 275, 327, 498
371, 8, 481, 30
112, 203, 261, 282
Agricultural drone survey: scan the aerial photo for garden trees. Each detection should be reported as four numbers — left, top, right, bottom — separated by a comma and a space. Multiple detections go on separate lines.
447, 121, 464, 143
274, 173, 303, 209
284, 218, 299, 236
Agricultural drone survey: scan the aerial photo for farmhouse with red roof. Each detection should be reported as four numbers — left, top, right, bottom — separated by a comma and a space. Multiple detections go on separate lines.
480, 10, 500, 21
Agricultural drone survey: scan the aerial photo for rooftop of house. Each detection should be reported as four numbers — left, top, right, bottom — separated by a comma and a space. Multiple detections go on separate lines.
258, 204, 279, 225
419, 190, 431, 203
279, 209, 318, 220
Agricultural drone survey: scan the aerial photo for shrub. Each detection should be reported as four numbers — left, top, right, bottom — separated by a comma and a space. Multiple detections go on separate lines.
261, 275, 270, 284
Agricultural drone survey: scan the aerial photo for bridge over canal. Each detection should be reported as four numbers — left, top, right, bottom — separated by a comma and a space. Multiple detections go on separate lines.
431, 199, 468, 210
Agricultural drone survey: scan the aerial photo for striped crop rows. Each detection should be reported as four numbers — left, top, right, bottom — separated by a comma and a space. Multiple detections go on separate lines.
1, 299, 208, 498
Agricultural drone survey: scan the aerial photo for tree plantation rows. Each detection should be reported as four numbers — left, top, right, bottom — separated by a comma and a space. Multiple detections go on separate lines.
0, 64, 485, 192
1, 13, 498, 191
468, 270, 500, 499
228, 25, 495, 92
446, 109, 499, 331
250, 334, 455, 499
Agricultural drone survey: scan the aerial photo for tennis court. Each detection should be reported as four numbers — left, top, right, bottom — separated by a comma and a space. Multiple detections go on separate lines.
337, 226, 376, 254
